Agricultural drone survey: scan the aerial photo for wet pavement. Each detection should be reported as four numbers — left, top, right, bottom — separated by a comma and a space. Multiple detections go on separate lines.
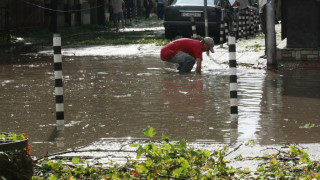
0, 24, 320, 169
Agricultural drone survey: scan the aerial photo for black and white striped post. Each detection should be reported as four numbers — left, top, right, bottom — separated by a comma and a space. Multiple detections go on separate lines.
228, 32, 238, 118
254, 12, 258, 35
191, 16, 197, 38
233, 18, 237, 38
244, 9, 248, 38
256, 12, 259, 34
220, 9, 225, 47
224, 20, 229, 42
238, 10, 242, 38
249, 11, 254, 36
53, 34, 64, 130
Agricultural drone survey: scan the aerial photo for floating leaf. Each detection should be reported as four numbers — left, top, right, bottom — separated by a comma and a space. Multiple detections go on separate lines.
143, 127, 156, 137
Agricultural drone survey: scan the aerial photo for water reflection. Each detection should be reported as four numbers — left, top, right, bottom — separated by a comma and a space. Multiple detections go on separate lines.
258, 69, 320, 144
0, 55, 320, 158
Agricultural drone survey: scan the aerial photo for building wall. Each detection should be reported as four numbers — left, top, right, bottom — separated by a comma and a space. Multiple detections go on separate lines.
286, 0, 319, 48
8, 0, 45, 28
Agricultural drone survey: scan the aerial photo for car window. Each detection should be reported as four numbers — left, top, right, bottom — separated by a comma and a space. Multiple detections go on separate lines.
228, 0, 235, 5
174, 0, 216, 6
215, 0, 234, 7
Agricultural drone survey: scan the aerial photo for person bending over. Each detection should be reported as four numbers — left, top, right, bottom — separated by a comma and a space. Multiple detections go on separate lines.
160, 37, 214, 73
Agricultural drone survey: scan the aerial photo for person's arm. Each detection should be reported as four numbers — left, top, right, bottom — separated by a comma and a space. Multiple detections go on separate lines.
195, 58, 202, 73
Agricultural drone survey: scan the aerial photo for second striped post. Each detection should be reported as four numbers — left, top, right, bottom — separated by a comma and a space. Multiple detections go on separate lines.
228, 32, 238, 118
191, 16, 197, 38
53, 34, 64, 130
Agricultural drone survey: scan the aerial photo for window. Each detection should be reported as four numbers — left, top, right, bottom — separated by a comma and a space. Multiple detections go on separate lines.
174, 0, 216, 6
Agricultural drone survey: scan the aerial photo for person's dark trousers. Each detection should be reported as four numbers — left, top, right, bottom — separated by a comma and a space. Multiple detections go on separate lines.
260, 7, 267, 55
157, 3, 164, 19
169, 51, 196, 73
179, 58, 195, 73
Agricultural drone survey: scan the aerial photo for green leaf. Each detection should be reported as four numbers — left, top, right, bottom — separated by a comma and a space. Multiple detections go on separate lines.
289, 146, 299, 155
203, 150, 211, 158
162, 134, 170, 142
180, 139, 187, 149
143, 127, 156, 137
172, 168, 183, 177
48, 174, 57, 180
300, 151, 310, 163
257, 166, 265, 171
130, 144, 139, 147
304, 123, 315, 129
0, 134, 5, 139
72, 157, 80, 164
163, 142, 171, 150
145, 160, 153, 167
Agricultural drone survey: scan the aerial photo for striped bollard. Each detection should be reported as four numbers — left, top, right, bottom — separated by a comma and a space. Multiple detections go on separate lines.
228, 33, 238, 118
242, 10, 246, 37
250, 12, 254, 36
256, 13, 259, 34
135, 6, 138, 21
220, 21, 224, 47
246, 10, 250, 37
254, 12, 258, 35
220, 9, 224, 47
53, 34, 64, 130
258, 13, 262, 33
244, 10, 248, 38
238, 11, 242, 38
224, 21, 229, 42
233, 20, 237, 38
191, 16, 197, 38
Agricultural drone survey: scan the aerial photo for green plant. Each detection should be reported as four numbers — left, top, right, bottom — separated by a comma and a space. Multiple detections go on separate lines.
32, 128, 320, 179
0, 132, 26, 142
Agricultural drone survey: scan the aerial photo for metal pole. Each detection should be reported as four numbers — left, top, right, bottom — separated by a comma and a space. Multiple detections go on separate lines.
204, 0, 208, 37
266, 0, 277, 66
228, 32, 238, 119
53, 34, 64, 130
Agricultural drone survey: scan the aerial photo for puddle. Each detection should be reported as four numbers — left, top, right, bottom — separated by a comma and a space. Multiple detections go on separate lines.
0, 55, 319, 158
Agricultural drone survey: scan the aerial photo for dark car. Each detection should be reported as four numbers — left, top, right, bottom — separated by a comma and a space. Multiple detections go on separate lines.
163, 0, 222, 40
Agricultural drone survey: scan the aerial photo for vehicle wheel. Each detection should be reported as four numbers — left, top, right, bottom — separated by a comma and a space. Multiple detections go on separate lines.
165, 28, 175, 39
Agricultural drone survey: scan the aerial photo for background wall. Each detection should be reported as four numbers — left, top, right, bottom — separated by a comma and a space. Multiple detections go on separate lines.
286, 0, 319, 48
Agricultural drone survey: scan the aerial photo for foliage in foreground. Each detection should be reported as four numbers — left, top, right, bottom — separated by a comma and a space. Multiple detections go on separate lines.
32, 127, 320, 179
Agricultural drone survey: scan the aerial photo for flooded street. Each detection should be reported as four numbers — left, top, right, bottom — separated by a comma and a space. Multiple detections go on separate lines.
1, 55, 320, 158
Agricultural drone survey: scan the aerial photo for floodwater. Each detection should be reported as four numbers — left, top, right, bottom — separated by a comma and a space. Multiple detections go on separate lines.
1, 55, 320, 158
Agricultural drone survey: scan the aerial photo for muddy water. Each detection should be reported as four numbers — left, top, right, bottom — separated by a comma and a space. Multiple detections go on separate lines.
0, 55, 320, 158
